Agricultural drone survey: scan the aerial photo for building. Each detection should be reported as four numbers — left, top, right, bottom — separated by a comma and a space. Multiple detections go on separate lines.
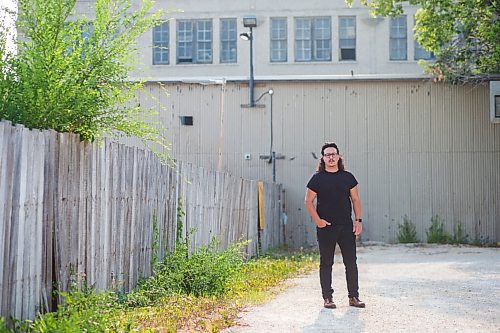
77, 0, 500, 246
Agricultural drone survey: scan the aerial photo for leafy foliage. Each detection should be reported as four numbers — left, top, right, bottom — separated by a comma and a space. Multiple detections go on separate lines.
2, 203, 316, 332
451, 222, 466, 244
426, 215, 452, 243
346, 0, 500, 83
2, 243, 318, 332
0, 317, 13, 333
127, 248, 318, 332
0, 0, 170, 154
229, 247, 318, 299
127, 237, 247, 306
26, 285, 128, 332
397, 215, 419, 243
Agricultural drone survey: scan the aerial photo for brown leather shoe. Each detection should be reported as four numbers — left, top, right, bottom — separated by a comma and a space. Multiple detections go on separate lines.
324, 298, 336, 309
349, 297, 366, 308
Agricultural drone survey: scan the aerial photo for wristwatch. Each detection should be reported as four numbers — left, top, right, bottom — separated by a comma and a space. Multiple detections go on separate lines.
355, 218, 362, 223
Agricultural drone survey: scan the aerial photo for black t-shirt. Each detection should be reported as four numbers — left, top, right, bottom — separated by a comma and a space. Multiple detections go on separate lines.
306, 170, 358, 225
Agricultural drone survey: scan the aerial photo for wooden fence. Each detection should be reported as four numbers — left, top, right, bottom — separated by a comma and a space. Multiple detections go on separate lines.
0, 121, 283, 323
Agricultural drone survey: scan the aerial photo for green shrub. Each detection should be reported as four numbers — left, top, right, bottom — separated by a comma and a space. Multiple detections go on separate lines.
451, 222, 465, 244
397, 215, 419, 243
27, 285, 128, 332
0, 317, 13, 333
0, 0, 165, 143
127, 236, 247, 306
426, 215, 452, 243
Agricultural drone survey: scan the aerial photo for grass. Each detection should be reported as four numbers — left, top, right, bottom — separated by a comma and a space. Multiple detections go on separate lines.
124, 247, 318, 332
397, 215, 419, 243
3, 246, 318, 333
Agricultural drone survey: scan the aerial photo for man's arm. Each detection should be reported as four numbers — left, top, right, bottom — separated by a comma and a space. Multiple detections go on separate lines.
350, 185, 362, 236
305, 188, 330, 228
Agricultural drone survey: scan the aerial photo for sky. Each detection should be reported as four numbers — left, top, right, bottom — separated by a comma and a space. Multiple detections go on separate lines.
0, 0, 17, 54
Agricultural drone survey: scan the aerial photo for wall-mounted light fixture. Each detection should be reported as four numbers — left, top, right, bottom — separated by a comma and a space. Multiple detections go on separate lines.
240, 15, 257, 107
256, 88, 282, 183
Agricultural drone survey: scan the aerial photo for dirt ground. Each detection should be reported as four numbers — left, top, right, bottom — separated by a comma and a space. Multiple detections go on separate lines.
223, 243, 500, 333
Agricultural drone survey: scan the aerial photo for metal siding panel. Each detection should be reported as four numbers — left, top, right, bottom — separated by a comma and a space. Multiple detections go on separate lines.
325, 84, 348, 146
344, 83, 367, 154
135, 81, 499, 246
408, 83, 433, 239
365, 151, 391, 242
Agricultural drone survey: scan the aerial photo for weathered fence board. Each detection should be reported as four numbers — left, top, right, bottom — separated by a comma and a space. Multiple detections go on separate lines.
0, 121, 283, 324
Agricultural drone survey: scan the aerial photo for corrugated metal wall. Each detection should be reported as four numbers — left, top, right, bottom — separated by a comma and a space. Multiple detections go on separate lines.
140, 80, 500, 246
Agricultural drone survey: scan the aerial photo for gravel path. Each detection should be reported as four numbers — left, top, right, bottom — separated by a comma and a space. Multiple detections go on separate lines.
223, 244, 500, 333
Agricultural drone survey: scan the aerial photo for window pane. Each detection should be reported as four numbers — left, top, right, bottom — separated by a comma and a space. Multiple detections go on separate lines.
295, 18, 312, 61
315, 39, 330, 60
271, 18, 287, 62
220, 18, 236, 63
313, 18, 330, 40
295, 39, 311, 61
313, 17, 331, 61
177, 19, 213, 64
495, 96, 500, 118
296, 17, 331, 62
196, 20, 212, 63
177, 20, 193, 63
390, 15, 407, 60
339, 16, 355, 61
81, 22, 94, 41
295, 18, 311, 40
414, 40, 433, 60
413, 16, 433, 60
153, 21, 169, 65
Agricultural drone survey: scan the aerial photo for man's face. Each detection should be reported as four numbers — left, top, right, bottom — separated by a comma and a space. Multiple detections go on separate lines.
322, 147, 340, 167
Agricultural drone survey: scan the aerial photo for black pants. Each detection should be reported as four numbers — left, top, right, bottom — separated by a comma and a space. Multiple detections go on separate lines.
317, 224, 359, 299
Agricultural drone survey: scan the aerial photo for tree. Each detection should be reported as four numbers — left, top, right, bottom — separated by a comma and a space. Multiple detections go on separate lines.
347, 0, 500, 84
0, 0, 170, 157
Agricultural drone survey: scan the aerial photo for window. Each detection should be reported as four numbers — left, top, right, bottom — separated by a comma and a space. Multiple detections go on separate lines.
153, 21, 169, 65
413, 17, 433, 60
496, 96, 500, 118
270, 18, 287, 62
78, 22, 94, 59
177, 19, 212, 64
220, 18, 237, 63
414, 40, 434, 60
339, 16, 356, 61
295, 17, 331, 62
180, 116, 194, 126
390, 15, 407, 60
81, 22, 94, 43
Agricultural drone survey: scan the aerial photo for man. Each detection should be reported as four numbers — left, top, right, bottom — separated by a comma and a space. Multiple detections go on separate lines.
304, 142, 365, 309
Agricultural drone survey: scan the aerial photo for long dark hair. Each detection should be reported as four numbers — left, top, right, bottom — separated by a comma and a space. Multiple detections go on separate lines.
317, 142, 344, 172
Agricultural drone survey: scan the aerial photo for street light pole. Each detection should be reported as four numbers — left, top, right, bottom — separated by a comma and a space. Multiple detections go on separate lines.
240, 15, 257, 107
248, 26, 254, 107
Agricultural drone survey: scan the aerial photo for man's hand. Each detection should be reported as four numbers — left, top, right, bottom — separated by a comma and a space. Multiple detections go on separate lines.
353, 220, 362, 236
317, 219, 331, 228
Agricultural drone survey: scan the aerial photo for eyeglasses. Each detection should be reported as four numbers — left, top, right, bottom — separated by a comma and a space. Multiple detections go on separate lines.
323, 153, 339, 158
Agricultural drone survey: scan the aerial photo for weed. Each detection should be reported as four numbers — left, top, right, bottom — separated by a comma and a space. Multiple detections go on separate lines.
472, 238, 484, 246
26, 283, 128, 332
176, 196, 185, 245
3, 204, 317, 332
451, 222, 465, 244
0, 317, 13, 333
152, 209, 159, 270
127, 236, 247, 306
426, 215, 452, 243
397, 215, 419, 243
